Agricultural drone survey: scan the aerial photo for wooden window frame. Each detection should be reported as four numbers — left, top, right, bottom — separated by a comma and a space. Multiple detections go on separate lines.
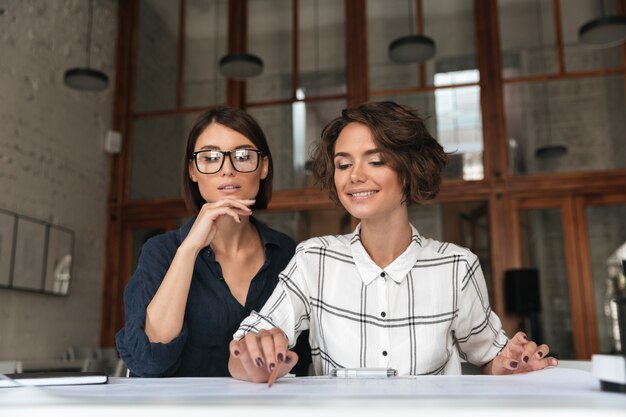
100, 0, 626, 359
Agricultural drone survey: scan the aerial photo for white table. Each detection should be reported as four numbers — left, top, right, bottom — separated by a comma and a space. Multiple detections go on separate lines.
1, 367, 625, 416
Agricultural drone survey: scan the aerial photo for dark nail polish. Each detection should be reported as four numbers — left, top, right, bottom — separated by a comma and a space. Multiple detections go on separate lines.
522, 335, 528, 341
285, 356, 292, 364
523, 356, 529, 363
277, 353, 284, 363
510, 361, 518, 369
269, 363, 275, 372
255, 357, 264, 368
233, 350, 240, 356
537, 351, 544, 358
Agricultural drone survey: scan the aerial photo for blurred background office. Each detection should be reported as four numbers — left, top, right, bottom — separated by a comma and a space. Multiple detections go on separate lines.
0, 0, 625, 373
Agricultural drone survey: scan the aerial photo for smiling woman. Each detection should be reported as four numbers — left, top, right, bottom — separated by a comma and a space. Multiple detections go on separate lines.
115, 106, 310, 377
228, 101, 558, 383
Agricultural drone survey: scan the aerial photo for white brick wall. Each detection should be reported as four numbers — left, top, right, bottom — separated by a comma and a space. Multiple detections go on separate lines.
0, 0, 116, 360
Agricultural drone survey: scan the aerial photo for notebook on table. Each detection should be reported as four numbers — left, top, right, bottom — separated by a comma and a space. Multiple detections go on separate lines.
0, 372, 108, 387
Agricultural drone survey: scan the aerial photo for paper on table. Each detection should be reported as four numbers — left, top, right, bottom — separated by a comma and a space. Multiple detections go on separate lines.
32, 367, 610, 401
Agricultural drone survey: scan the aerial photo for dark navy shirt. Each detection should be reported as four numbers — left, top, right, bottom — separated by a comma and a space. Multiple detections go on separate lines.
115, 217, 296, 377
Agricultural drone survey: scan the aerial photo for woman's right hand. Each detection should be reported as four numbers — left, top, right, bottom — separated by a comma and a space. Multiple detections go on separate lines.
228, 328, 299, 383
182, 198, 255, 252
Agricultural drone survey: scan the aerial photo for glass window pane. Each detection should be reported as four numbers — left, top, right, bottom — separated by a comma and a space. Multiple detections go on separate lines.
519, 208, 574, 359
183, 0, 227, 107
561, 0, 624, 72
254, 208, 350, 243
368, 0, 477, 91
379, 89, 484, 181
136, 0, 180, 113
130, 114, 199, 199
248, 0, 292, 102
248, 100, 345, 190
585, 204, 626, 354
504, 75, 626, 175
499, 0, 558, 78
298, 0, 346, 97
409, 201, 493, 305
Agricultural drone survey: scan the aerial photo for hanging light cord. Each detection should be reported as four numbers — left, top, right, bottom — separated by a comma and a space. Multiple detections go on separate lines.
407, 0, 415, 35
86, 0, 94, 67
213, 0, 219, 100
314, 0, 319, 92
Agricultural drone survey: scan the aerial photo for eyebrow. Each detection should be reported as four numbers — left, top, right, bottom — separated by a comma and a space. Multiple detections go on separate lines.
196, 144, 256, 151
334, 148, 383, 158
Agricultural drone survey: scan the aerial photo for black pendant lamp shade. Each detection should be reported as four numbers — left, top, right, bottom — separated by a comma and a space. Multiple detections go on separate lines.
64, 0, 109, 92
388, 34, 436, 64
578, 15, 626, 47
64, 68, 109, 92
534, 144, 568, 159
219, 53, 264, 79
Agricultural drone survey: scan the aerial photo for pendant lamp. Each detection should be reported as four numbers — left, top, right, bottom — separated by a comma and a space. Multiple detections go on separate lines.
578, 0, 626, 47
535, 87, 567, 159
218, 0, 263, 81
388, 0, 436, 64
219, 53, 264, 79
64, 0, 109, 91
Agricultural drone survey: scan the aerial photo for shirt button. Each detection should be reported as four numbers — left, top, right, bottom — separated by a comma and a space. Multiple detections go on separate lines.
380, 272, 386, 278
382, 350, 388, 356
380, 312, 386, 318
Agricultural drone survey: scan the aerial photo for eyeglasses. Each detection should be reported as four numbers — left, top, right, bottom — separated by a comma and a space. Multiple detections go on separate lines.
190, 148, 263, 174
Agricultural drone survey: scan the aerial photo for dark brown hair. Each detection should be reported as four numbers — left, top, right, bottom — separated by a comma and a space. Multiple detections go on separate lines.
312, 101, 449, 206
183, 106, 273, 213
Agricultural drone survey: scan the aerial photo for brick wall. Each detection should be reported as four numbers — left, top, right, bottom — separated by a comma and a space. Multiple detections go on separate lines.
0, 0, 116, 360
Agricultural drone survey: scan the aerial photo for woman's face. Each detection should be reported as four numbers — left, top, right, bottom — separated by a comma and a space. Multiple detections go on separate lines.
333, 122, 406, 222
189, 122, 269, 204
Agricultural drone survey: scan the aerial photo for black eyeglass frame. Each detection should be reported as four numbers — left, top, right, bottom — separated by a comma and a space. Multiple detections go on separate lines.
190, 148, 264, 174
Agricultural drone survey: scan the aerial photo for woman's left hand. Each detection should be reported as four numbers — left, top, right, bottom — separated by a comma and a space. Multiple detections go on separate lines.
484, 331, 558, 375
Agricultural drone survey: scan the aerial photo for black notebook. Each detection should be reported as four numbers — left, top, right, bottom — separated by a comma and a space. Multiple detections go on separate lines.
0, 372, 108, 387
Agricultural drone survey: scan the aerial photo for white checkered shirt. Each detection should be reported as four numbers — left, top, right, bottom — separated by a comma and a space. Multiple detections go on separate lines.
235, 223, 508, 375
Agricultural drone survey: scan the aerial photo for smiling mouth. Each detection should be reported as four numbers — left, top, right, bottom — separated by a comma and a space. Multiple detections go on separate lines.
219, 185, 241, 190
348, 191, 378, 198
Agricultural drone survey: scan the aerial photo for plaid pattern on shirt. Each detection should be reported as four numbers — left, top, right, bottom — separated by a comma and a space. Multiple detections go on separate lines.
235, 223, 508, 376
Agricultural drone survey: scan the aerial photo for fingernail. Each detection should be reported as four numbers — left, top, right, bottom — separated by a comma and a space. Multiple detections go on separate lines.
522, 335, 528, 341
510, 361, 518, 369
277, 353, 284, 363
536, 351, 544, 358
233, 350, 240, 357
523, 356, 529, 363
285, 356, 292, 364
255, 357, 264, 368
269, 363, 275, 372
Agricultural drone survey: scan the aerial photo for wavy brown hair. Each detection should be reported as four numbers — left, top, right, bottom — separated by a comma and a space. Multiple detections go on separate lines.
182, 106, 273, 213
311, 101, 450, 206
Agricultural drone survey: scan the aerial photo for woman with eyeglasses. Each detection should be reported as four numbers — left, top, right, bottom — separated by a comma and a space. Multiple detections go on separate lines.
116, 106, 309, 377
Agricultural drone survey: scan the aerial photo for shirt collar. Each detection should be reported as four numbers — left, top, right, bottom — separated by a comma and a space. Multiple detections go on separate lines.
349, 223, 423, 285
178, 216, 281, 254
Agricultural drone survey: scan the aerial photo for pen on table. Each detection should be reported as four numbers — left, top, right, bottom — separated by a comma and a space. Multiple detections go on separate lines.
330, 368, 398, 378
